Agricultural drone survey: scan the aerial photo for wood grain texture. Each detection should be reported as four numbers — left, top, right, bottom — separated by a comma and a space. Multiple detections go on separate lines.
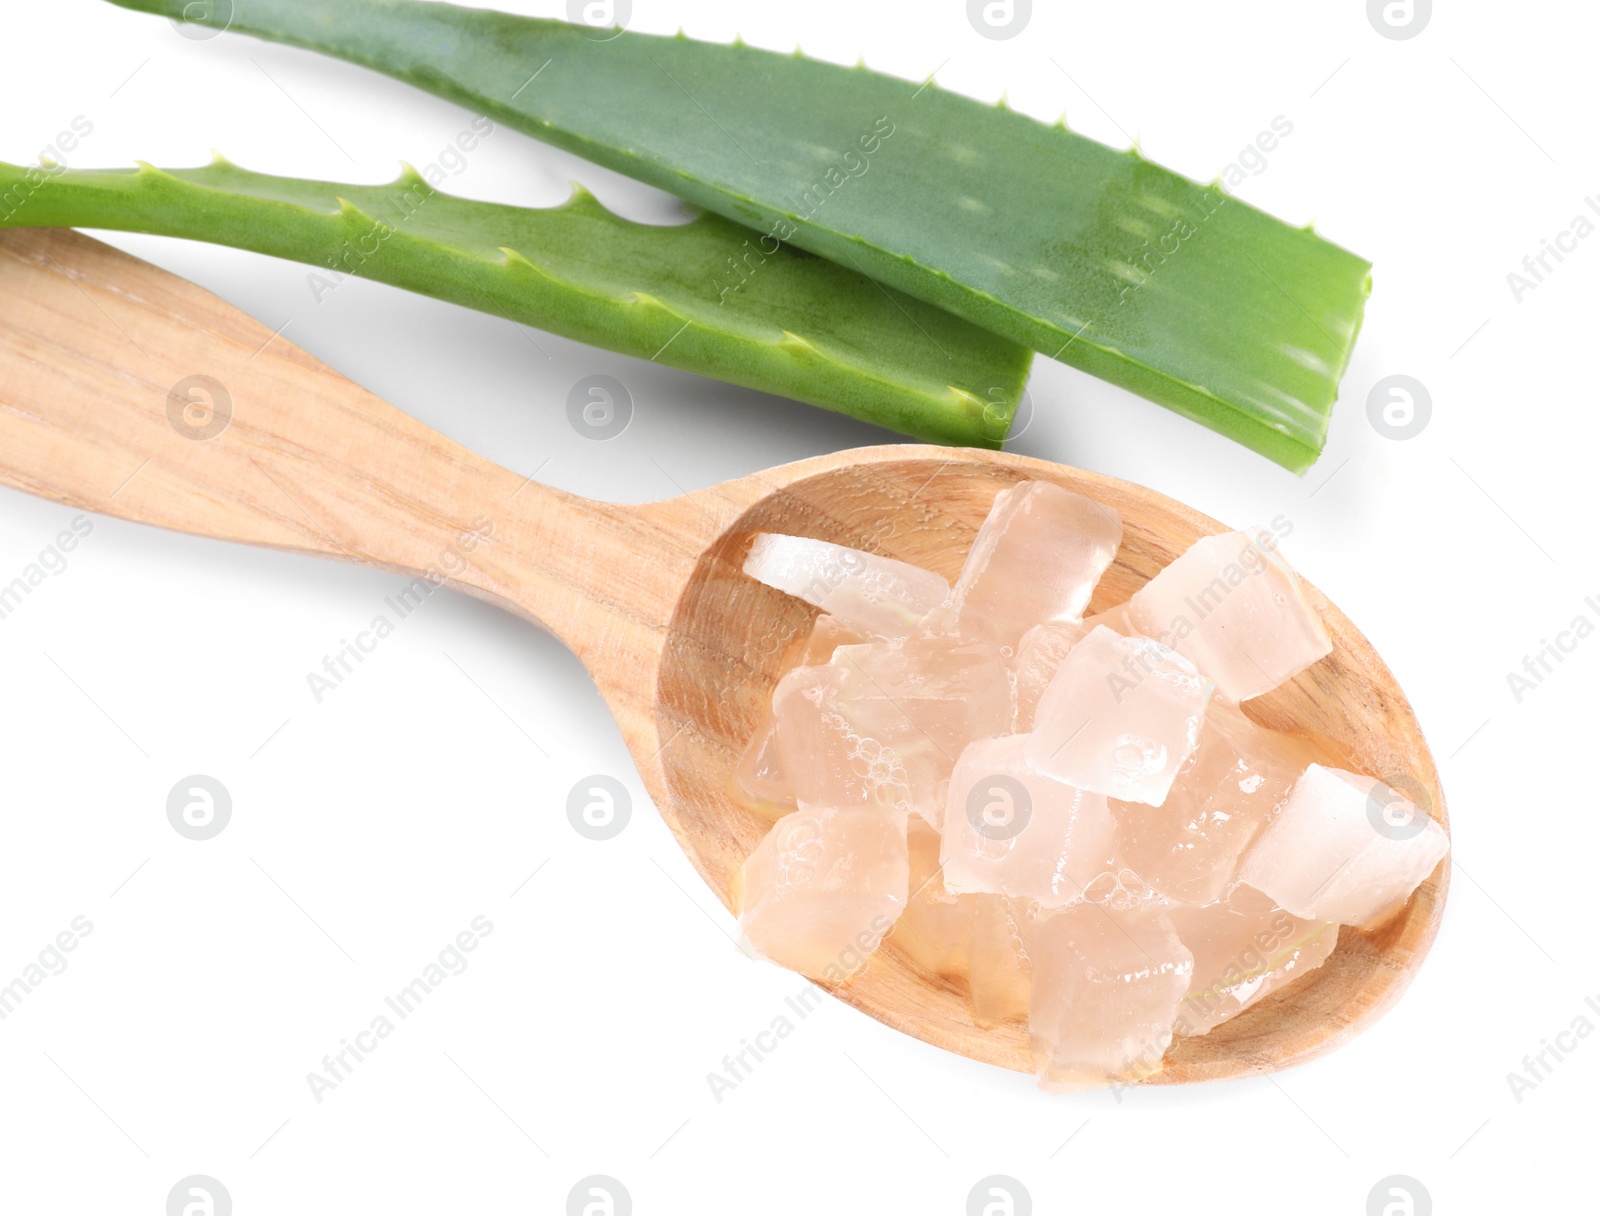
0, 228, 1448, 1086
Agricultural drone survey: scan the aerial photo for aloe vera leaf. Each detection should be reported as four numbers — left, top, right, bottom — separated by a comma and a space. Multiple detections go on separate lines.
0, 158, 1032, 448
101, 0, 1370, 471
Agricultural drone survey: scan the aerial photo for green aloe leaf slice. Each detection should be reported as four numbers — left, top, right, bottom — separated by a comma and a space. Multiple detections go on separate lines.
103, 0, 1371, 470
0, 157, 1032, 447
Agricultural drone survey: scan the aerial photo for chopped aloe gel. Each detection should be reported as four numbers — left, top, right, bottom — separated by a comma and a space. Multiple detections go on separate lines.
1239, 765, 1449, 929
744, 533, 949, 639
734, 805, 909, 981
948, 481, 1121, 646
771, 664, 914, 813
734, 481, 1443, 1087
737, 616, 870, 814
1168, 885, 1339, 1036
1025, 626, 1211, 806
942, 735, 1115, 907
1110, 702, 1331, 904
1011, 621, 1089, 732
1120, 527, 1331, 702
824, 637, 1012, 824
792, 614, 870, 665
733, 718, 792, 815
893, 818, 976, 978
969, 896, 1033, 1028
1028, 904, 1193, 1090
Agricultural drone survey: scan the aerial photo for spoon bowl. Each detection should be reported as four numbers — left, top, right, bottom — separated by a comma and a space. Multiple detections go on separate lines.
661, 455, 1447, 1082
0, 227, 1447, 1086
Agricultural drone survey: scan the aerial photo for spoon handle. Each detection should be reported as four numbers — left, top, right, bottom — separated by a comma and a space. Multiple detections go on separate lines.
0, 227, 689, 658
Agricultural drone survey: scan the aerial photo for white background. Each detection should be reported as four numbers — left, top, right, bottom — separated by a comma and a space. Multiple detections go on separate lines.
0, 1, 1592, 1212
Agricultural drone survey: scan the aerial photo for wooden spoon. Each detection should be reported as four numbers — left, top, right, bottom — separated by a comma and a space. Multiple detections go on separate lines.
0, 228, 1448, 1085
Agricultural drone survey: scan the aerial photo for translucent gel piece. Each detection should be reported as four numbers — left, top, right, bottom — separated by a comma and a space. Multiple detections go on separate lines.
1025, 626, 1211, 805
1120, 527, 1331, 702
1109, 702, 1327, 904
825, 636, 1013, 823
1028, 904, 1193, 1090
1082, 603, 1135, 636
735, 616, 868, 816
1239, 764, 1449, 929
744, 533, 950, 639
771, 664, 916, 814
1012, 621, 1088, 732
1167, 885, 1338, 1036
949, 480, 1122, 646
734, 717, 794, 817
941, 735, 1115, 907
734, 805, 909, 980
969, 895, 1033, 1028
892, 818, 975, 978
